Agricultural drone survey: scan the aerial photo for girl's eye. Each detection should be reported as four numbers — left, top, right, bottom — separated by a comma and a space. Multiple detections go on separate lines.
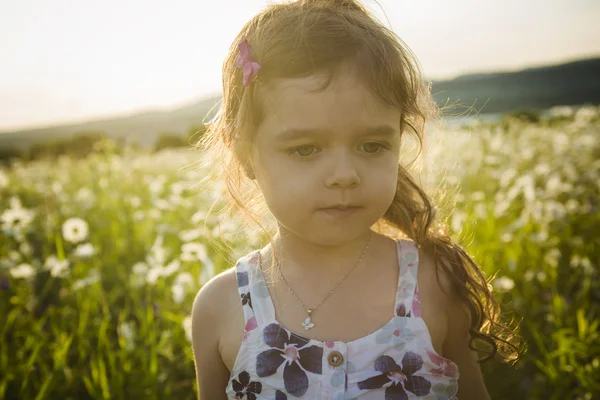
288, 142, 389, 157
363, 142, 387, 154
289, 145, 318, 157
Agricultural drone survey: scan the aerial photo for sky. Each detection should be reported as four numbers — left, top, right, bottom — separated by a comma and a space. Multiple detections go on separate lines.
1, 0, 599, 131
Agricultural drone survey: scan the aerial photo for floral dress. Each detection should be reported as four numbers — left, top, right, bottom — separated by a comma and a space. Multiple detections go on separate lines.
226, 239, 460, 399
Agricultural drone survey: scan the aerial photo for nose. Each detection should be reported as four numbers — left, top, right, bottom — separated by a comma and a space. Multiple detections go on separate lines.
325, 150, 360, 188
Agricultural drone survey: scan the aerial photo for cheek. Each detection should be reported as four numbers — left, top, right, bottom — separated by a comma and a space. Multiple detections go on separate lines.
366, 165, 398, 208
254, 156, 313, 205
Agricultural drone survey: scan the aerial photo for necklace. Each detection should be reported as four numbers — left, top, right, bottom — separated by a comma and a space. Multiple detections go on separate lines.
274, 231, 372, 331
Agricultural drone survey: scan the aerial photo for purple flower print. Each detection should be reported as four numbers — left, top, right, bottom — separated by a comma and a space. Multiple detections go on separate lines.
241, 291, 252, 309
275, 390, 288, 399
395, 303, 412, 318
232, 371, 262, 400
237, 271, 249, 288
256, 323, 323, 396
357, 352, 431, 399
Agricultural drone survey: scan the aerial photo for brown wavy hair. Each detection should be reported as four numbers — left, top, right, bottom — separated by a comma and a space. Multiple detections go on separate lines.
196, 0, 521, 363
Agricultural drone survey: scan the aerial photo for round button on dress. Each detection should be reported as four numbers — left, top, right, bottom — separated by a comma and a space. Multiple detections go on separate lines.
328, 351, 344, 367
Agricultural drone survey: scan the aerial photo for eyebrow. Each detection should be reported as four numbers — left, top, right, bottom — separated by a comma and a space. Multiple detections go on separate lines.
274, 125, 398, 142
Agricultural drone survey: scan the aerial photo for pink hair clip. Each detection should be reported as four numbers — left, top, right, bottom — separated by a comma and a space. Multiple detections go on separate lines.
236, 39, 261, 86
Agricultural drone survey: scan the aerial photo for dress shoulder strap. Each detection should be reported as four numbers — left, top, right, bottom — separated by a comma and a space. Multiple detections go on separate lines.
234, 249, 276, 333
393, 239, 422, 318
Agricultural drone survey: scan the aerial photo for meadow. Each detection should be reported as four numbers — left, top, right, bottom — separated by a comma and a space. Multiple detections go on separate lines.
0, 105, 598, 399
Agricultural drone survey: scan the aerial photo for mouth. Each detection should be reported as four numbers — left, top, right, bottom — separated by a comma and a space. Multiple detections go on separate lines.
319, 206, 362, 216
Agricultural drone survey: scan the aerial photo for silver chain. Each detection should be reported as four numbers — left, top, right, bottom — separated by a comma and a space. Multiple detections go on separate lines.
274, 230, 372, 315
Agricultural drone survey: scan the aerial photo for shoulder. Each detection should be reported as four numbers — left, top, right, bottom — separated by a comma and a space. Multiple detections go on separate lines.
416, 244, 456, 313
192, 266, 240, 330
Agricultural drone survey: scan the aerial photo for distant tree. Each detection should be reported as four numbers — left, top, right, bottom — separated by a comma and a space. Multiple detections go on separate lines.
65, 132, 106, 158
0, 146, 23, 165
27, 131, 108, 160
506, 109, 541, 123
153, 133, 187, 152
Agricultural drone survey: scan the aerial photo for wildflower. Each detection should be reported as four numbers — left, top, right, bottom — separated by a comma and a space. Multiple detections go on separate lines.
75, 187, 95, 207
129, 196, 141, 208
154, 198, 172, 211
44, 256, 70, 278
10, 263, 35, 279
172, 272, 194, 304
118, 321, 136, 350
181, 242, 208, 262
161, 260, 181, 278
147, 266, 163, 284
73, 269, 100, 290
132, 262, 148, 275
74, 243, 96, 257
19, 242, 32, 256
172, 284, 186, 304
0, 170, 8, 188
471, 191, 486, 202
183, 315, 193, 343
178, 228, 205, 242
493, 276, 515, 292
62, 218, 89, 243
1, 203, 34, 239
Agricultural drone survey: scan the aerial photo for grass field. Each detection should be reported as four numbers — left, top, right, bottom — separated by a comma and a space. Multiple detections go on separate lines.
1, 105, 599, 399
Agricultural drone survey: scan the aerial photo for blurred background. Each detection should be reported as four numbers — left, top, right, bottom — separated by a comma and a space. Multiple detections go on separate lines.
0, 0, 599, 399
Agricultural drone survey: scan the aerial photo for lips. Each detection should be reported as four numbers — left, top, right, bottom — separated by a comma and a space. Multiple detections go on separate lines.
321, 204, 360, 210
319, 206, 362, 216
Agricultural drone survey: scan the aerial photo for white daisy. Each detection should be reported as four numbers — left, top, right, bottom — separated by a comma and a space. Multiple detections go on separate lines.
10, 263, 35, 279
178, 228, 204, 243
132, 262, 149, 275
0, 170, 8, 189
73, 269, 100, 290
129, 196, 141, 208
19, 242, 33, 256
172, 272, 195, 304
182, 315, 193, 343
147, 266, 163, 285
1, 206, 35, 237
118, 321, 136, 350
172, 284, 186, 304
180, 242, 208, 263
62, 218, 89, 243
493, 276, 515, 292
74, 243, 96, 257
174, 272, 194, 287
161, 260, 181, 278
44, 256, 70, 278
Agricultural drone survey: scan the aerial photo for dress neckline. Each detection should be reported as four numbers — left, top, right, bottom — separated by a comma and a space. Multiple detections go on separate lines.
250, 238, 415, 347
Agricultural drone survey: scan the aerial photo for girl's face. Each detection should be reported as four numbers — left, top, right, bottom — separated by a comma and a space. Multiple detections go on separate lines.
250, 69, 402, 245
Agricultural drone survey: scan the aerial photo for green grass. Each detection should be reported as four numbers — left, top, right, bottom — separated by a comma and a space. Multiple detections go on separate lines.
0, 105, 599, 399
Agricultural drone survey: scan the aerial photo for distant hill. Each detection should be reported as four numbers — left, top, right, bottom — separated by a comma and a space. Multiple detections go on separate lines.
434, 57, 600, 115
1, 57, 599, 150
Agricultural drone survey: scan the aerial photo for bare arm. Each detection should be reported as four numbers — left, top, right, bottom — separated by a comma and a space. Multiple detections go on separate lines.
442, 297, 491, 400
191, 272, 232, 400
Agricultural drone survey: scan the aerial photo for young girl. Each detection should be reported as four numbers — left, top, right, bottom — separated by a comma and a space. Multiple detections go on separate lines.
192, 0, 518, 398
